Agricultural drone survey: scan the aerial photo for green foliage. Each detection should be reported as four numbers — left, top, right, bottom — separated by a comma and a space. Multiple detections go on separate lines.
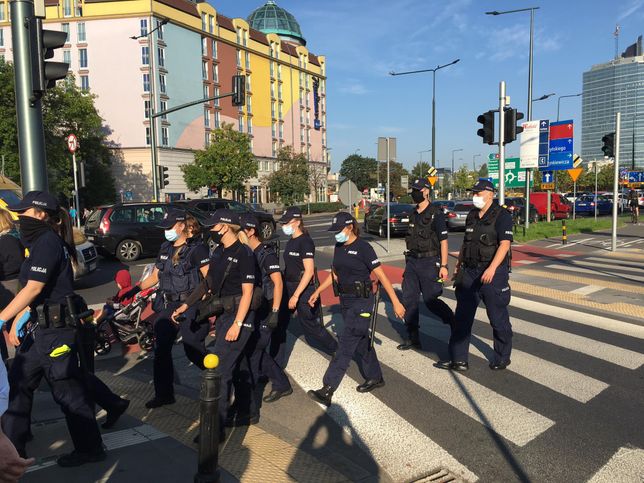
453, 166, 476, 194
537, 163, 616, 193
478, 163, 489, 178
339, 154, 376, 191
0, 60, 115, 206
411, 161, 431, 179
267, 146, 310, 205
376, 160, 409, 198
296, 201, 344, 213
182, 123, 256, 194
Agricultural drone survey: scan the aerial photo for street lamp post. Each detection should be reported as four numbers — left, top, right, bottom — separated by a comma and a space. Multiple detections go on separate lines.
473, 153, 481, 171
557, 93, 582, 121
451, 148, 463, 198
390, 59, 460, 169
487, 7, 539, 230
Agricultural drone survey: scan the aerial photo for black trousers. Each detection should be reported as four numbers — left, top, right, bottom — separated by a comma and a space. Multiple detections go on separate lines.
1, 327, 103, 457
153, 303, 208, 399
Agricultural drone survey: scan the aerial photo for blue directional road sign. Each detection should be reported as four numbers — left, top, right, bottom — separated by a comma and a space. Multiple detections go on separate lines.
538, 120, 550, 168
542, 170, 554, 184
628, 171, 644, 183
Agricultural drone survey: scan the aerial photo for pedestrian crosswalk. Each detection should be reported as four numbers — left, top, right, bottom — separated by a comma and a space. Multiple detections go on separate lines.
282, 273, 644, 482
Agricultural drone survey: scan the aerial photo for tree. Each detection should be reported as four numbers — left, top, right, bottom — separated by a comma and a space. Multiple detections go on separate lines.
267, 146, 309, 205
377, 160, 409, 198
0, 60, 116, 206
478, 163, 489, 178
411, 161, 431, 179
308, 161, 327, 202
181, 122, 256, 196
453, 166, 476, 196
339, 154, 376, 191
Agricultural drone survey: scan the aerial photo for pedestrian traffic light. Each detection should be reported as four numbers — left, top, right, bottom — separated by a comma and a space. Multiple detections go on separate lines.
477, 111, 495, 145
232, 75, 245, 107
158, 165, 169, 188
30, 19, 69, 98
601, 132, 615, 158
504, 108, 524, 144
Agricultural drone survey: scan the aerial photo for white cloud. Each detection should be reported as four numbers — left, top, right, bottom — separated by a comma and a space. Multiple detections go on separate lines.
618, 0, 644, 20
338, 82, 370, 95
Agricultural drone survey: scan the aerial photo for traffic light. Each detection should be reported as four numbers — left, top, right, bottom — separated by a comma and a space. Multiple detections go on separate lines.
232, 75, 246, 106
504, 108, 524, 144
477, 111, 495, 145
158, 165, 169, 188
30, 19, 69, 98
601, 132, 615, 158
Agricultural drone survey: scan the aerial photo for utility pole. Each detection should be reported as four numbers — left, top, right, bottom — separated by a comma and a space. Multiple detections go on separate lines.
499, 81, 507, 205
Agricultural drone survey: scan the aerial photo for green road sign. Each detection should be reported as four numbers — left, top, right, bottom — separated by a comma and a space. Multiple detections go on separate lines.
488, 156, 533, 189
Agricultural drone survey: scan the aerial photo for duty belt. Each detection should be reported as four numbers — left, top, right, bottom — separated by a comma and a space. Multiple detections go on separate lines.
336, 281, 372, 298
405, 250, 439, 259
36, 304, 71, 329
163, 292, 190, 303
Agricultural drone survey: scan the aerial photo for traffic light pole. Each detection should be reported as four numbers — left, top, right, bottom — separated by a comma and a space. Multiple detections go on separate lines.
498, 81, 506, 205
611, 112, 621, 252
10, 0, 48, 194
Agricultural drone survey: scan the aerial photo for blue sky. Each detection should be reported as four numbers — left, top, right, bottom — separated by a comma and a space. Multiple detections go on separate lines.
212, 0, 644, 172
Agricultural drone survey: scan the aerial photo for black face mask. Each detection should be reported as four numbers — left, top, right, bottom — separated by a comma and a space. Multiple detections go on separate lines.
210, 230, 224, 245
18, 215, 51, 247
411, 190, 426, 203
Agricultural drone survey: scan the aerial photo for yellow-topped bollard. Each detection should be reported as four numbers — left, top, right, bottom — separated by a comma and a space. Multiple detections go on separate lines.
203, 353, 219, 369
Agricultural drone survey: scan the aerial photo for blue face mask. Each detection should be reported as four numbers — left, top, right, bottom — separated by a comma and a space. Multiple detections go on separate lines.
282, 224, 294, 236
164, 229, 179, 242
335, 230, 349, 243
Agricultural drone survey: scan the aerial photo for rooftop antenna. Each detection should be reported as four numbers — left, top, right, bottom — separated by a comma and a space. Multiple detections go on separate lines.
614, 24, 620, 59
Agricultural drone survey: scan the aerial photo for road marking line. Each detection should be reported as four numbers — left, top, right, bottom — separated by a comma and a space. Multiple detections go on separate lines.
325, 313, 554, 447
620, 238, 644, 247
570, 285, 604, 296
586, 256, 644, 268
587, 447, 644, 483
515, 260, 537, 264
570, 260, 644, 273
285, 332, 478, 482
543, 264, 644, 283
553, 237, 595, 249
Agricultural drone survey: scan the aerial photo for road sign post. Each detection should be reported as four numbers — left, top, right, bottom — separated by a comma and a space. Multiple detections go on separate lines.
67, 134, 80, 228
612, 113, 621, 252
568, 163, 583, 221
498, 81, 506, 205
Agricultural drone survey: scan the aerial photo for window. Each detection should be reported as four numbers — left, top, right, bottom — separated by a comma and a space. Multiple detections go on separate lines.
212, 39, 217, 58
212, 64, 218, 83
63, 0, 72, 17
270, 82, 275, 98
110, 208, 134, 223
145, 127, 151, 145
246, 75, 251, 92
160, 100, 167, 119
214, 111, 220, 128
236, 28, 241, 45
271, 102, 275, 118
236, 50, 241, 67
161, 127, 169, 146
279, 122, 283, 139
271, 122, 276, 138
245, 52, 250, 70
0, 4, 4, 21
277, 65, 281, 80
205, 132, 210, 147
201, 37, 207, 56
62, 23, 70, 42
247, 117, 252, 135
159, 74, 166, 94
156, 19, 164, 39
278, 83, 282, 99
204, 108, 210, 127
278, 103, 282, 119
74, 0, 81, 17
79, 48, 87, 68
202, 61, 207, 80
272, 141, 277, 158
141, 46, 149, 65
270, 62, 275, 78
136, 206, 165, 223
247, 95, 252, 113
144, 100, 150, 119
77, 22, 86, 42
0, 29, 3, 47
143, 73, 150, 92
209, 15, 214, 33
157, 48, 165, 67
203, 84, 208, 99
201, 13, 206, 31
214, 87, 219, 107
140, 19, 148, 37
80, 75, 89, 91
238, 116, 243, 132
62, 49, 71, 65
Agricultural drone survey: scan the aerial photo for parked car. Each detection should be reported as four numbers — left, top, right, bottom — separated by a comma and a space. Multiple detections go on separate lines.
529, 192, 571, 220
575, 195, 613, 216
246, 202, 267, 213
504, 197, 539, 224
432, 199, 457, 214
176, 198, 276, 239
447, 202, 474, 231
84, 202, 212, 262
363, 203, 414, 237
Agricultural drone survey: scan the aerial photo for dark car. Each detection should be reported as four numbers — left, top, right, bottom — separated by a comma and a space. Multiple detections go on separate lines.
83, 202, 211, 262
432, 199, 457, 214
176, 198, 276, 239
363, 203, 414, 238
504, 197, 539, 224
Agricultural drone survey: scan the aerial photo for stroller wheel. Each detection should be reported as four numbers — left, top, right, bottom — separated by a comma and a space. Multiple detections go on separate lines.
95, 337, 112, 356
139, 333, 154, 352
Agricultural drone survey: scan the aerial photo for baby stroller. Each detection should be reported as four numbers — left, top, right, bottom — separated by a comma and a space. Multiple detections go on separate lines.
95, 264, 158, 355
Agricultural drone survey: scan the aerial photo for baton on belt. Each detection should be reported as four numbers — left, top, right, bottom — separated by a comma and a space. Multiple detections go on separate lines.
66, 295, 96, 375
369, 282, 381, 351
313, 270, 325, 329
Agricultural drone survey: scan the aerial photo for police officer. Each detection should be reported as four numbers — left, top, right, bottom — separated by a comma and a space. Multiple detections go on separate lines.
398, 178, 455, 350
0, 192, 104, 467
129, 209, 210, 409
173, 209, 259, 429
272, 207, 337, 366
307, 212, 405, 406
435, 179, 513, 371
239, 214, 292, 405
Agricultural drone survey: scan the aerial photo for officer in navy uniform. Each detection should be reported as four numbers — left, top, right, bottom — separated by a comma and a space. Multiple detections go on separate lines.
436, 179, 514, 371
0, 192, 104, 467
239, 214, 292, 405
271, 207, 337, 368
307, 212, 405, 407
127, 209, 210, 409
173, 209, 259, 429
398, 178, 455, 350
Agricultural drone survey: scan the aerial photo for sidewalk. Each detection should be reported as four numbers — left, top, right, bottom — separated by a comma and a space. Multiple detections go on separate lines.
22, 345, 389, 483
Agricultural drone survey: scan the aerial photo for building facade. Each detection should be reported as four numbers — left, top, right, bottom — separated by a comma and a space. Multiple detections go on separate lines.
582, 36, 644, 168
0, 0, 328, 203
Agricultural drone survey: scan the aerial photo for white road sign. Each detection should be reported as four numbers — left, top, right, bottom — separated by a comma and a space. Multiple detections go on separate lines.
519, 120, 539, 168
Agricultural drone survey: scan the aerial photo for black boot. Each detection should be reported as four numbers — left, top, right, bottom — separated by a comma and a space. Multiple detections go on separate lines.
102, 398, 130, 429
307, 385, 334, 407
397, 330, 421, 350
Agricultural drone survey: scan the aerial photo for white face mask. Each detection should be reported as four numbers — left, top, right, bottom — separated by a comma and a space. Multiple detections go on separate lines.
472, 195, 486, 209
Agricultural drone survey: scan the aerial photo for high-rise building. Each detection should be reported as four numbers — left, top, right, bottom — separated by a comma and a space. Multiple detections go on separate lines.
582, 36, 643, 168
0, 0, 328, 203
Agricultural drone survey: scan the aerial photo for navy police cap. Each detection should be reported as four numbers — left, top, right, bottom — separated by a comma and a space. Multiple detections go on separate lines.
328, 211, 356, 231
8, 191, 60, 213
203, 208, 240, 227
156, 208, 187, 229
278, 206, 302, 223
411, 177, 432, 190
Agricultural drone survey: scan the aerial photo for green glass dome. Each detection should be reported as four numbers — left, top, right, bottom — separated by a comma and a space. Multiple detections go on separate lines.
248, 1, 306, 46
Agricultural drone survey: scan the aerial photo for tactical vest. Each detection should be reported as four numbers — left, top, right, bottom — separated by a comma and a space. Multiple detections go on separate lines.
156, 240, 203, 295
405, 204, 440, 256
462, 204, 510, 268
255, 243, 280, 301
